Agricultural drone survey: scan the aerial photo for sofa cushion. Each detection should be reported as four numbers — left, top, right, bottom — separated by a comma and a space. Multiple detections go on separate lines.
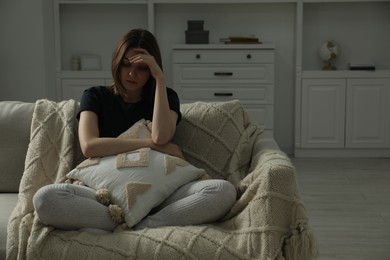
0, 193, 19, 259
173, 100, 261, 186
66, 119, 205, 228
0, 102, 34, 192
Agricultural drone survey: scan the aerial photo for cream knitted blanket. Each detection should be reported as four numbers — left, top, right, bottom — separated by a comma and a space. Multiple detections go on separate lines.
7, 99, 317, 260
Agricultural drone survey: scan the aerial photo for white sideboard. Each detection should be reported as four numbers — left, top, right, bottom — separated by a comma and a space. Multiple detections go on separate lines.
295, 71, 390, 157
173, 44, 275, 130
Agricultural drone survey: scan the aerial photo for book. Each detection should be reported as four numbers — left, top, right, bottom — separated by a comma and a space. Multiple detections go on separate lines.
220, 36, 262, 44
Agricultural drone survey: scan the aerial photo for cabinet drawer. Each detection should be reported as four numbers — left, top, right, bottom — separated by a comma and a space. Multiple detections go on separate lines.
174, 64, 274, 84
173, 49, 275, 64
180, 86, 273, 104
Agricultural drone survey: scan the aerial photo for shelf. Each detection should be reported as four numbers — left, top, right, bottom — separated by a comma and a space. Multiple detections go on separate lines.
302, 70, 390, 78
59, 70, 112, 78
59, 0, 147, 4
154, 0, 297, 3
301, 1, 390, 71
173, 44, 276, 50
303, 0, 390, 3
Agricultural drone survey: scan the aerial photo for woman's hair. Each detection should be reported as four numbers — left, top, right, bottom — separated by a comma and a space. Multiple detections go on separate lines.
111, 28, 162, 99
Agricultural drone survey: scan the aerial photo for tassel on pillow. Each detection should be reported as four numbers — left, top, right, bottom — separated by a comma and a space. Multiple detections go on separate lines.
96, 188, 111, 206
109, 204, 125, 224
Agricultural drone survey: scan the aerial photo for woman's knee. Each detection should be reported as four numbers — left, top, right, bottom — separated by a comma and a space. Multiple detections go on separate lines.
198, 180, 237, 213
33, 184, 73, 223
204, 180, 236, 200
199, 180, 237, 222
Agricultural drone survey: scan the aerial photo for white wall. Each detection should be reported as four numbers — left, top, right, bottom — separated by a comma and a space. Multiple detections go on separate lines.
0, 0, 55, 102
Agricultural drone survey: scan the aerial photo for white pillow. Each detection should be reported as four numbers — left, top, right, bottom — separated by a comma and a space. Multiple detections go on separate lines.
66, 119, 205, 228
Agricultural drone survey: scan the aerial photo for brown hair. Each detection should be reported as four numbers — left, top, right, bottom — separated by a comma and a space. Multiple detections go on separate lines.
111, 29, 162, 99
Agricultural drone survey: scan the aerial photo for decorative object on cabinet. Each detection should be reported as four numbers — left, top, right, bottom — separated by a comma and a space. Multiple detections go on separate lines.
348, 62, 376, 71
185, 20, 209, 44
173, 44, 275, 131
319, 40, 340, 71
220, 36, 262, 44
71, 55, 80, 71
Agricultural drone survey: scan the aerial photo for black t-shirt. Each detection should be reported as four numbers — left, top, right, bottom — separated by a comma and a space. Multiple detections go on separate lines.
77, 86, 182, 138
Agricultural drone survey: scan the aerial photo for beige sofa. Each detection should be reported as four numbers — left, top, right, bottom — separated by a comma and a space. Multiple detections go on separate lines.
1, 99, 317, 260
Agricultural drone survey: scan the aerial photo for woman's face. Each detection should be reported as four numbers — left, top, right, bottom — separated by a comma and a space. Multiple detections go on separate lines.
120, 49, 151, 98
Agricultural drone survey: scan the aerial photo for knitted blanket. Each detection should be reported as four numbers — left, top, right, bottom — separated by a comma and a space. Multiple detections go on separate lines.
7, 99, 317, 260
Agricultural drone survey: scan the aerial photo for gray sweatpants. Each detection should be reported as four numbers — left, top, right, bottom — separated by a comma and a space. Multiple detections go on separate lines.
33, 179, 236, 231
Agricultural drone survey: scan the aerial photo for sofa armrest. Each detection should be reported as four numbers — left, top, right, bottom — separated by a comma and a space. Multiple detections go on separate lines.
251, 130, 280, 155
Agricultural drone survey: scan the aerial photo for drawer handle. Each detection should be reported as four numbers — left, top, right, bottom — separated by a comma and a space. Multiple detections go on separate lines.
196, 54, 201, 59
214, 72, 233, 76
214, 92, 233, 97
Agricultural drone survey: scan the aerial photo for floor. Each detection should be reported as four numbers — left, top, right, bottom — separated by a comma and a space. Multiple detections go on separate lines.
291, 158, 390, 260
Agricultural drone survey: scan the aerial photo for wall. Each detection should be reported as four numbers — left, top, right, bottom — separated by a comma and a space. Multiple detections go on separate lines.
0, 0, 55, 102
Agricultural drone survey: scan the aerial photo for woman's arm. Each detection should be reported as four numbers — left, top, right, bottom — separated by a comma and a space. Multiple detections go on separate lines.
151, 76, 178, 145
78, 111, 152, 158
78, 111, 183, 159
130, 48, 178, 145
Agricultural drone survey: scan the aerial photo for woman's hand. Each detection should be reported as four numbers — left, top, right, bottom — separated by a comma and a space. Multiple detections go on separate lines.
129, 48, 164, 82
152, 142, 185, 160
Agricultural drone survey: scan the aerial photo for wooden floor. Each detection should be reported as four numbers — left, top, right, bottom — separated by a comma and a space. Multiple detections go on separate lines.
291, 158, 390, 260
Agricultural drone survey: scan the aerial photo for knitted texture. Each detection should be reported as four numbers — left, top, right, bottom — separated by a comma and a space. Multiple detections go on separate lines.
7, 99, 317, 260
173, 101, 261, 187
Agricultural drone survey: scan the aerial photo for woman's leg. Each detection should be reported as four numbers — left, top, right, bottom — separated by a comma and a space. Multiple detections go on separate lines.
134, 179, 237, 229
33, 183, 117, 231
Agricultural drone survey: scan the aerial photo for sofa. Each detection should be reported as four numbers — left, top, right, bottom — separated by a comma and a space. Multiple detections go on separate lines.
1, 99, 317, 260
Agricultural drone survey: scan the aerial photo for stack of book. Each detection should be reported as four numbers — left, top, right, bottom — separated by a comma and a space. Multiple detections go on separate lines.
220, 36, 261, 44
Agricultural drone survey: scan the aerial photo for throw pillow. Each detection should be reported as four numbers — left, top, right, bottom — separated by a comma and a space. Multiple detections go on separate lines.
66, 119, 206, 228
173, 100, 262, 187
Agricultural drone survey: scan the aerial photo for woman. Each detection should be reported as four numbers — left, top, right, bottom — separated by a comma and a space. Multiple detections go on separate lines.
33, 29, 236, 232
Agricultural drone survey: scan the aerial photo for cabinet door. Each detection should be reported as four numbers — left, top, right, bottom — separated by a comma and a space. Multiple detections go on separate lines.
301, 79, 346, 148
61, 79, 105, 101
346, 79, 390, 148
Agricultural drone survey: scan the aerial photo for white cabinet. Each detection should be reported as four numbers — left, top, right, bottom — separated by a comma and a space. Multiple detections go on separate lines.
346, 79, 390, 148
295, 1, 390, 157
301, 79, 345, 148
59, 72, 112, 102
298, 75, 390, 157
173, 45, 275, 130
